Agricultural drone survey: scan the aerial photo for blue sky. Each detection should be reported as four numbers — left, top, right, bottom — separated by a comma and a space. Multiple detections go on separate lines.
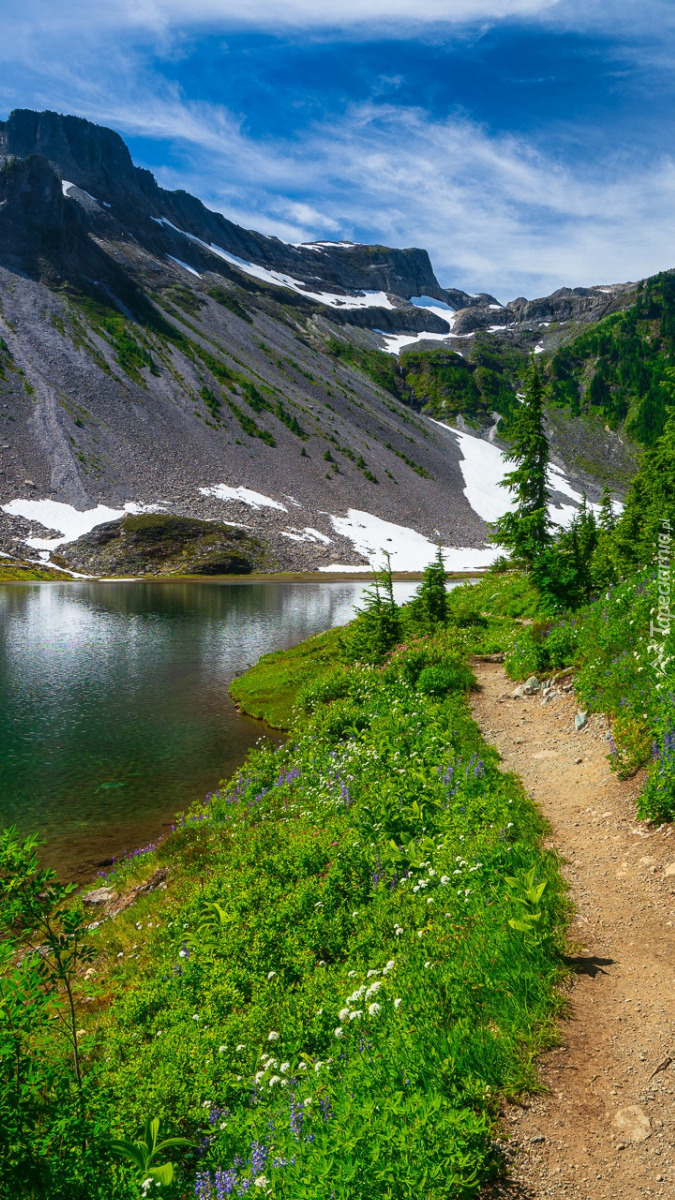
2, 1, 675, 300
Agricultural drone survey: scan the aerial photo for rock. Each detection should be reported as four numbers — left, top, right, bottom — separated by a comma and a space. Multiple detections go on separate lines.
82, 886, 117, 906
530, 1134, 546, 1143
575, 712, 588, 730
512, 686, 525, 699
664, 863, 675, 877
523, 675, 540, 694
612, 1105, 651, 1143
574, 757, 583, 764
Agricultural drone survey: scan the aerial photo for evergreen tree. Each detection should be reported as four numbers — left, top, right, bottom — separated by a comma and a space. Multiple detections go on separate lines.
344, 552, 401, 664
492, 360, 551, 566
409, 543, 448, 631
598, 485, 616, 533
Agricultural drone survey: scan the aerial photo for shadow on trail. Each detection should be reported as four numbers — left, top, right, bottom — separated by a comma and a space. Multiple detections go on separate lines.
563, 954, 615, 977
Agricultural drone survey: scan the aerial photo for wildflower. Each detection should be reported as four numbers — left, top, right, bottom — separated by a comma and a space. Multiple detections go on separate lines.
267, 1031, 280, 1042
255, 1071, 266, 1084
267, 971, 276, 980
280, 1062, 290, 1073
254, 1176, 268, 1188
335, 1027, 344, 1037
348, 1010, 363, 1021
365, 982, 382, 999
351, 911, 359, 917
394, 998, 402, 1008
298, 1062, 308, 1071
202, 1100, 212, 1108
424, 961, 431, 968
368, 1003, 381, 1016
339, 1007, 350, 1022
315, 1008, 323, 1016
236, 1044, 245, 1051
440, 876, 449, 884
347, 970, 357, 977
385, 960, 395, 970
219, 1045, 227, 1054
366, 969, 379, 978
268, 1075, 281, 1088
192, 1014, 200, 1021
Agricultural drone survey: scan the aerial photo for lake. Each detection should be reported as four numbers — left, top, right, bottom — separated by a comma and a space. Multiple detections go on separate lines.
0, 578, 444, 880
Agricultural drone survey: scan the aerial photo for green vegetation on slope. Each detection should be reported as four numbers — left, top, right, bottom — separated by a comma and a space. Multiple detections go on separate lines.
549, 271, 675, 444
327, 336, 524, 429
0, 573, 567, 1200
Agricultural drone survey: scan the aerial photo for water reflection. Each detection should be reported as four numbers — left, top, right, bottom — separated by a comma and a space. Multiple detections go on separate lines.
0, 580, 422, 879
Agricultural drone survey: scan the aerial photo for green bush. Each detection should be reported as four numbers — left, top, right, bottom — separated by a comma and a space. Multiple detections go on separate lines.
416, 663, 475, 695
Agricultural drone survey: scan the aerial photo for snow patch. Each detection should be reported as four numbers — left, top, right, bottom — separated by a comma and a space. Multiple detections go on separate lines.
281, 527, 332, 545
1, 499, 163, 551
376, 326, 467, 355
431, 420, 608, 531
61, 180, 74, 196
323, 508, 496, 572
151, 218, 393, 310
533, 343, 545, 354
166, 255, 201, 278
200, 485, 287, 512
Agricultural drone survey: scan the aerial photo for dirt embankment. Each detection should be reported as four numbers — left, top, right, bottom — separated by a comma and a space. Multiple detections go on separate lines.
472, 662, 675, 1200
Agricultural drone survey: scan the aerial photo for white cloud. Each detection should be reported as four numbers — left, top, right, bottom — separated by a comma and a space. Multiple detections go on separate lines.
3, 1, 675, 297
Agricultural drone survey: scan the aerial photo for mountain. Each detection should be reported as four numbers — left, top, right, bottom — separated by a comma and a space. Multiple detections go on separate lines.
0, 109, 641, 573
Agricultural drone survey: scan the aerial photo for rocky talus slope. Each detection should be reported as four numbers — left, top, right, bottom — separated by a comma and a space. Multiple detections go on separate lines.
0, 109, 636, 572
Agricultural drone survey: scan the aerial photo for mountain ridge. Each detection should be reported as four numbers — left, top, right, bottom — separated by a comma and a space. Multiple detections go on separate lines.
0, 108, 645, 573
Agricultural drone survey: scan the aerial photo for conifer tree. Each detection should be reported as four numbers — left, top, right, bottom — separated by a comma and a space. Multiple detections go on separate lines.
492, 360, 551, 566
409, 543, 448, 632
344, 552, 400, 664
598, 485, 616, 533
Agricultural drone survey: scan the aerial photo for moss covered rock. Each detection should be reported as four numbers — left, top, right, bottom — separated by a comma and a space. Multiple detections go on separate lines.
54, 513, 269, 577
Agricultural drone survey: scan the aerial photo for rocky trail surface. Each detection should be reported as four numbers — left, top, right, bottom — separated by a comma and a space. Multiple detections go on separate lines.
472, 663, 675, 1200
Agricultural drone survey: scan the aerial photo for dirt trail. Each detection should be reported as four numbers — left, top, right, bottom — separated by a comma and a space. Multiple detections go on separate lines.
472, 662, 675, 1200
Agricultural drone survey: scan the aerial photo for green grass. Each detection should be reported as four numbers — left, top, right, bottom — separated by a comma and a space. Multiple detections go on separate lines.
1, 589, 569, 1199
230, 626, 345, 727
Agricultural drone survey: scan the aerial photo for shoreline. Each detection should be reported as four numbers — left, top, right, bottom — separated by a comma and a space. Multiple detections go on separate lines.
0, 569, 484, 584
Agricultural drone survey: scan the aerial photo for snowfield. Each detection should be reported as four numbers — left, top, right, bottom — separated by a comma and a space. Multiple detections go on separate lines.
0, 499, 164, 552
199, 485, 288, 511
322, 508, 496, 572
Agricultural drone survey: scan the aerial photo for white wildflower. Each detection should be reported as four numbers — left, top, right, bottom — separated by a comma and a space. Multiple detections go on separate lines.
368, 1003, 381, 1016
267, 971, 276, 980
440, 876, 449, 885
236, 1044, 245, 1051
385, 960, 395, 970
366, 969, 379, 978
365, 982, 382, 998
348, 1010, 363, 1021
202, 1100, 212, 1108
334, 1027, 344, 1038
255, 1071, 266, 1084
303, 1097, 312, 1106
298, 1062, 308, 1071
280, 1062, 290, 1073
267, 1031, 280, 1042
394, 998, 402, 1009
339, 1007, 350, 1022
268, 1075, 280, 1088
254, 1176, 268, 1188
315, 1008, 323, 1016
347, 970, 357, 977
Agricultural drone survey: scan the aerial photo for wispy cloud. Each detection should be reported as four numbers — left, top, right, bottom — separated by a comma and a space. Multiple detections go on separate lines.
78, 92, 675, 298
2, 0, 675, 297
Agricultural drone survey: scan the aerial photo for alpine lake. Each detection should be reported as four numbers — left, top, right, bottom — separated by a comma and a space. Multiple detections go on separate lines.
0, 578, 473, 881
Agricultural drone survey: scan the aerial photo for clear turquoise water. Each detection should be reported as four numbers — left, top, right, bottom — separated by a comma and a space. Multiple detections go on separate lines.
0, 579, 421, 879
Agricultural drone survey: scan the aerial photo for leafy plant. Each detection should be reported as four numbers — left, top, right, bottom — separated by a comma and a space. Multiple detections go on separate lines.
111, 1118, 195, 1192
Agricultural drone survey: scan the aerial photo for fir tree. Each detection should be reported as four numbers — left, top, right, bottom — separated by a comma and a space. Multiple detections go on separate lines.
598, 485, 616, 533
344, 552, 400, 664
409, 543, 448, 632
492, 360, 551, 566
